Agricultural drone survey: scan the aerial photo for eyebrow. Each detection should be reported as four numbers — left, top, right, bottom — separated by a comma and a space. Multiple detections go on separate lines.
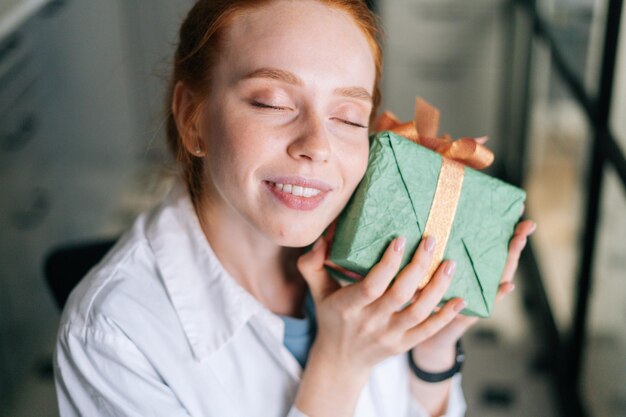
243, 67, 303, 86
242, 67, 373, 103
334, 86, 373, 103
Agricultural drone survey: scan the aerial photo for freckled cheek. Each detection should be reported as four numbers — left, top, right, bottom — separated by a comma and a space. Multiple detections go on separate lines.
212, 140, 250, 183
339, 146, 369, 196
352, 146, 370, 184
209, 127, 270, 196
358, 147, 369, 177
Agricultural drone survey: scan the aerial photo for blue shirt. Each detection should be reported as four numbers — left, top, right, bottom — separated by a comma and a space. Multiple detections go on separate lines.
280, 290, 317, 367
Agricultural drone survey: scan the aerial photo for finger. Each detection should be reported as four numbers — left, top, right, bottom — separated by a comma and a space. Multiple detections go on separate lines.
500, 220, 535, 285
495, 282, 516, 301
444, 315, 479, 339
500, 233, 527, 284
474, 136, 489, 145
403, 298, 465, 348
342, 237, 406, 308
515, 219, 536, 237
390, 259, 456, 329
422, 314, 479, 347
370, 236, 436, 313
297, 237, 338, 301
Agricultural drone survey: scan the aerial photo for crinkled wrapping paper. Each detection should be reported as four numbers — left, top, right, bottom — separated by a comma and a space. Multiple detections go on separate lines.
327, 131, 526, 317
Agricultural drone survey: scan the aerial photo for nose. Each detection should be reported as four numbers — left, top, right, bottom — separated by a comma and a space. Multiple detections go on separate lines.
287, 113, 331, 163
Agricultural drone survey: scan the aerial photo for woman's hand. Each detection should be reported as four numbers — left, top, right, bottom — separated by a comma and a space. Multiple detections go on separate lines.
294, 235, 464, 417
412, 219, 537, 363
406, 219, 536, 416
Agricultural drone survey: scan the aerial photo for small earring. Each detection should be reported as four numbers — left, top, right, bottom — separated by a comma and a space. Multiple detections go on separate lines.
194, 145, 202, 155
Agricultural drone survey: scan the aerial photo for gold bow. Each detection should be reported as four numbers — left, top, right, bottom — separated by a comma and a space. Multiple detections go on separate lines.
374, 97, 494, 170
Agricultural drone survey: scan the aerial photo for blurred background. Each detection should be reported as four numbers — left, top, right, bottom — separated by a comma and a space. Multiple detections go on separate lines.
0, 0, 624, 416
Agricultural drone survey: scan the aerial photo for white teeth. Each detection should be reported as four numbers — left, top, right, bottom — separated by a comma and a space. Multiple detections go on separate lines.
305, 188, 321, 197
273, 182, 321, 198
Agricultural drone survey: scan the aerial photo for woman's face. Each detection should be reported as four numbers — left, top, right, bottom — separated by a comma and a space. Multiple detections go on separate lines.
198, 0, 375, 247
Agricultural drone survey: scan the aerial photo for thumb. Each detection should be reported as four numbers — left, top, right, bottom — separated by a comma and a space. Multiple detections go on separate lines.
297, 237, 338, 302
474, 136, 489, 145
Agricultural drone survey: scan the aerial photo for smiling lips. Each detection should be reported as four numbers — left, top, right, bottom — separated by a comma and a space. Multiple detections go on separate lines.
265, 177, 331, 211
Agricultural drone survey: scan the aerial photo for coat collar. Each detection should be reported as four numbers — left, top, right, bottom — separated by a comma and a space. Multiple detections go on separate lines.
145, 183, 284, 361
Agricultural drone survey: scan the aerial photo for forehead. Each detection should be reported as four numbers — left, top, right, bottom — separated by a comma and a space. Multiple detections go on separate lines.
217, 0, 376, 89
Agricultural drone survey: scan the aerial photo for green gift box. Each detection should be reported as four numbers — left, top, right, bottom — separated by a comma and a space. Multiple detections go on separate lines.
326, 131, 526, 317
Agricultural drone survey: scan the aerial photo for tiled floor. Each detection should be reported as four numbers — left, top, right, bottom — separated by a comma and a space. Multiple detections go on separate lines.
462, 274, 558, 417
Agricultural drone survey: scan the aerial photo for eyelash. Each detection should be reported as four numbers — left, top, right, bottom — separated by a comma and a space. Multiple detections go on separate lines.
338, 119, 367, 129
252, 101, 288, 111
252, 101, 366, 129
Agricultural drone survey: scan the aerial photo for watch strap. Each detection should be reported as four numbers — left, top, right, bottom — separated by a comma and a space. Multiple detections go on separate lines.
408, 340, 464, 383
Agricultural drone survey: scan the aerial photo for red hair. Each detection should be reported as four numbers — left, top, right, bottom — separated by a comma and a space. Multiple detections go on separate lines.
166, 0, 383, 203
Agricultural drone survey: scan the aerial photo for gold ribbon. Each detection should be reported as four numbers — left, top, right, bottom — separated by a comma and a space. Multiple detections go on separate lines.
325, 98, 495, 288
418, 158, 464, 288
374, 97, 495, 170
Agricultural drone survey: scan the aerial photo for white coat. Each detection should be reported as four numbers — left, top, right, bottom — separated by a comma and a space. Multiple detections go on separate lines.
54, 183, 466, 417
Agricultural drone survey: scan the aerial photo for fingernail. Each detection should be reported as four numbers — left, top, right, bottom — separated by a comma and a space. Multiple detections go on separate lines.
445, 260, 456, 276
313, 238, 324, 251
454, 300, 467, 312
424, 236, 436, 253
530, 222, 537, 234
394, 236, 406, 252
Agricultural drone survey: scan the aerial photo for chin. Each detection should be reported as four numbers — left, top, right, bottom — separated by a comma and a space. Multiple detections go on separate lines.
269, 221, 328, 248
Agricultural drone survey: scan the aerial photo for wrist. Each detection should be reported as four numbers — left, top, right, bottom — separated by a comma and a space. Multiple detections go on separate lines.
409, 340, 464, 383
411, 344, 456, 373
295, 344, 370, 416
307, 342, 370, 384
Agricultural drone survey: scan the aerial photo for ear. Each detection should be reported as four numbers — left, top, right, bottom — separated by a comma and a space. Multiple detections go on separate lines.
172, 81, 206, 157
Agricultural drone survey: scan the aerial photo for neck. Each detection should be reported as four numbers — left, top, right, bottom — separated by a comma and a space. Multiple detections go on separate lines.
195, 194, 307, 317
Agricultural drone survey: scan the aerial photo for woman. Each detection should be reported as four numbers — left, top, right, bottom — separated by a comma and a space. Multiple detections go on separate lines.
54, 1, 535, 416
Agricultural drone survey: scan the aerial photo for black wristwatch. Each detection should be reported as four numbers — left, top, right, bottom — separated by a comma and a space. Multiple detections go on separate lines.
408, 340, 465, 383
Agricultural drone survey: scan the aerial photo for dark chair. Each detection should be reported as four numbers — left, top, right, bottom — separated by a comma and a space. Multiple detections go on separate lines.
44, 238, 117, 309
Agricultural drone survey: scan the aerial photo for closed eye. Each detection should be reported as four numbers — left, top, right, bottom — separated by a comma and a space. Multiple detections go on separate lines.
251, 101, 290, 111
332, 117, 367, 129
